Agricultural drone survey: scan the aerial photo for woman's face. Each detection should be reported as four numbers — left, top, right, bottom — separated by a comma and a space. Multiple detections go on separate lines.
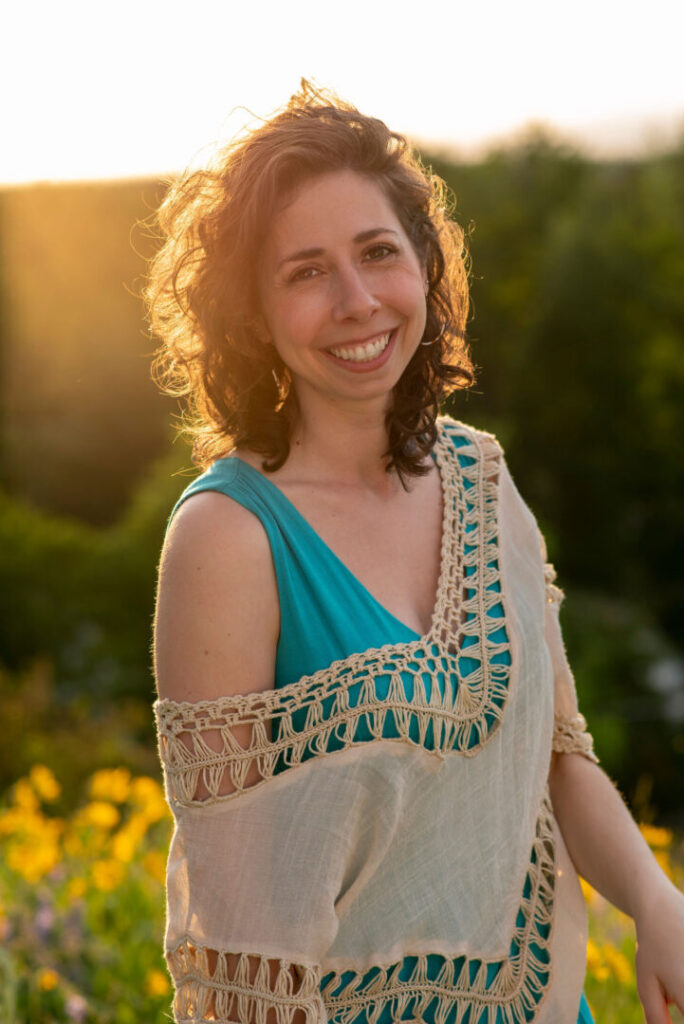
257, 169, 428, 419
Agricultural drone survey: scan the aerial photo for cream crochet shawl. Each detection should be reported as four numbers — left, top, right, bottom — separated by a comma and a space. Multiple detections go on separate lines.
154, 420, 597, 1024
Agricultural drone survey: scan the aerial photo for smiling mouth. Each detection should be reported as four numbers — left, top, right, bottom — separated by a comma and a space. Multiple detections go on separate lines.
327, 331, 393, 363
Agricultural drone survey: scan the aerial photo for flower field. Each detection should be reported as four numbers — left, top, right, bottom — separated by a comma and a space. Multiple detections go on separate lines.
0, 765, 682, 1023
0, 766, 173, 1023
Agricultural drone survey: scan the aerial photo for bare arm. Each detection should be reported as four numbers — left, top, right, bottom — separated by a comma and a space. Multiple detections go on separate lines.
549, 751, 684, 1024
154, 489, 279, 706
538, 516, 684, 1024
155, 490, 281, 797
154, 492, 315, 1023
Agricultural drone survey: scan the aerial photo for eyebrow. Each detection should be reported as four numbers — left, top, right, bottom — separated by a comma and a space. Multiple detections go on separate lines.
277, 228, 399, 271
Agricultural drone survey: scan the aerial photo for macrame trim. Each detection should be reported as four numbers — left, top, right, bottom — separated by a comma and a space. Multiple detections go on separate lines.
155, 422, 514, 806
166, 942, 325, 1024
552, 712, 599, 763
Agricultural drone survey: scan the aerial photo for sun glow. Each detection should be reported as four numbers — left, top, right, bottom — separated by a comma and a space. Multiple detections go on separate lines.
3, 0, 683, 185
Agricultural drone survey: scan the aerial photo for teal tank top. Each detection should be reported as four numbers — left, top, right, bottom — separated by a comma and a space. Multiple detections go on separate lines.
170, 440, 595, 1024
170, 440, 500, 691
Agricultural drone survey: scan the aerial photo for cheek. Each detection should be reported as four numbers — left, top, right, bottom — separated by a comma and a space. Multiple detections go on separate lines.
391, 262, 426, 302
409, 286, 428, 342
269, 295, 323, 352
400, 274, 428, 324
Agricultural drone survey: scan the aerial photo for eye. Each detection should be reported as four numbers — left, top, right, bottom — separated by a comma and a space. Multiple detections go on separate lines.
289, 265, 320, 284
365, 243, 398, 261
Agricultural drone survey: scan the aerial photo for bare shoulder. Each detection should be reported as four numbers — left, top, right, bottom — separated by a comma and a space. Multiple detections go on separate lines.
154, 489, 280, 703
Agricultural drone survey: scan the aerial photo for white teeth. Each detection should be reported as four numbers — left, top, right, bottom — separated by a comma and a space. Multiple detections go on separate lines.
328, 332, 392, 363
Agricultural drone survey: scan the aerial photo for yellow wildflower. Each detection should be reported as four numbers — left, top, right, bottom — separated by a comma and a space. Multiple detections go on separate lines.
129, 777, 169, 821
640, 824, 673, 849
13, 779, 40, 813
67, 877, 88, 901
579, 878, 596, 905
5, 812, 63, 882
37, 968, 59, 991
63, 831, 85, 858
75, 802, 120, 830
129, 775, 162, 802
1, 808, 62, 843
29, 765, 61, 802
142, 850, 167, 884
111, 816, 147, 863
0, 805, 34, 836
585, 938, 609, 982
127, 774, 171, 823
654, 849, 673, 878
145, 968, 171, 997
91, 858, 125, 891
602, 943, 633, 984
89, 768, 132, 804
7, 839, 61, 883
586, 938, 601, 969
110, 828, 136, 864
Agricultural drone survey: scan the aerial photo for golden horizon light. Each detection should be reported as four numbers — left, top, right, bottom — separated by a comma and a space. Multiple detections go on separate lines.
2, 0, 683, 185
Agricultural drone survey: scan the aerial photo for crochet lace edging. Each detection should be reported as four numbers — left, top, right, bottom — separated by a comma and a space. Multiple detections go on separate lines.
166, 943, 325, 1024
552, 713, 599, 763
155, 422, 515, 806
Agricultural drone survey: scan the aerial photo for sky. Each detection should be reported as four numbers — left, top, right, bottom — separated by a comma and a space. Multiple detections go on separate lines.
2, 0, 684, 184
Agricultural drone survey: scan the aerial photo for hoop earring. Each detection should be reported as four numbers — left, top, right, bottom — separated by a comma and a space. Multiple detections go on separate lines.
421, 321, 446, 347
271, 362, 291, 409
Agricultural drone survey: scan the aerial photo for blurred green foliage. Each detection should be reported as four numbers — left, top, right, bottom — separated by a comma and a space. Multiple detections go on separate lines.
0, 134, 682, 816
438, 137, 684, 643
0, 450, 190, 706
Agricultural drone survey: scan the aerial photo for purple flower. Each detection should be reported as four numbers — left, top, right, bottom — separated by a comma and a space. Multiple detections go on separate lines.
34, 904, 55, 940
66, 993, 88, 1023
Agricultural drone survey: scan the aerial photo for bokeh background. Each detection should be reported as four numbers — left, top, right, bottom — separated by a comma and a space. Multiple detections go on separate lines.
1, 1, 683, 1021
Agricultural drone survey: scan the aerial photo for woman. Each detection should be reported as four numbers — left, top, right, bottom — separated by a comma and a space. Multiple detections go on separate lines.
148, 81, 684, 1024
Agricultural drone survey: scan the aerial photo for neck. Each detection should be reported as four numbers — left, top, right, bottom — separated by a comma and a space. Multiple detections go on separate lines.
286, 396, 398, 493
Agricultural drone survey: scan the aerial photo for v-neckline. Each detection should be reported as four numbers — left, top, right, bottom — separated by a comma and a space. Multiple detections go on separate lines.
229, 431, 451, 642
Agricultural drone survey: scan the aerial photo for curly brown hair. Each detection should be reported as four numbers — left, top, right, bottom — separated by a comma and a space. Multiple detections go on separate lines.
145, 80, 474, 478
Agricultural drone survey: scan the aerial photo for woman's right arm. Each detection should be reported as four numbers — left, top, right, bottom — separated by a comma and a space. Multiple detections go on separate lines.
154, 492, 322, 1023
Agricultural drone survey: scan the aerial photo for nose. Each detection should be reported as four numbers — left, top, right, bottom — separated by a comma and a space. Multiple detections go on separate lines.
331, 264, 381, 322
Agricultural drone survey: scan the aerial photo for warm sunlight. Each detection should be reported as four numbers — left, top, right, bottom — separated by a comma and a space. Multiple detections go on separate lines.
3, 6, 684, 1024
3, 0, 683, 184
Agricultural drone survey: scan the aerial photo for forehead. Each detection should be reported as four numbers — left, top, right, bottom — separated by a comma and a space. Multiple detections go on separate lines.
265, 169, 405, 256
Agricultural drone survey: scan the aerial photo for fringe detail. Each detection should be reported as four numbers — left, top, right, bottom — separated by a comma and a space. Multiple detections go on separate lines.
320, 791, 556, 1024
553, 712, 599, 763
155, 423, 514, 807
167, 943, 326, 1024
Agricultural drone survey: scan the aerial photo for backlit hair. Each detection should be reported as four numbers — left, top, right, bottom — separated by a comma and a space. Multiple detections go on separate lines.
146, 80, 474, 478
